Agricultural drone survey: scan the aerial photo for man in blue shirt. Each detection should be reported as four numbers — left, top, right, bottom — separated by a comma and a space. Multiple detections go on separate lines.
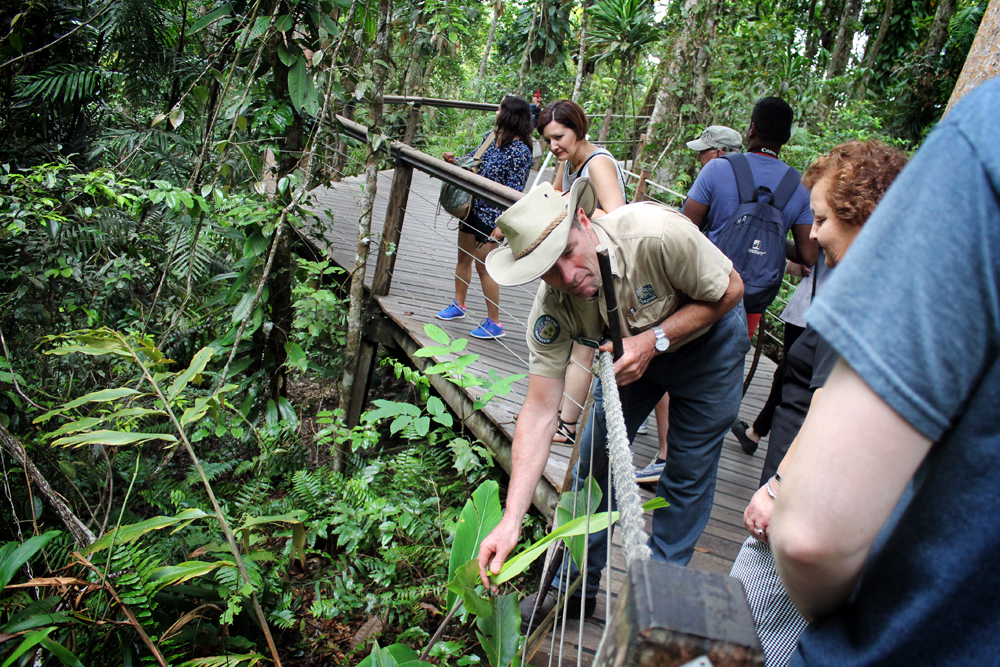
770, 78, 1000, 665
683, 97, 817, 338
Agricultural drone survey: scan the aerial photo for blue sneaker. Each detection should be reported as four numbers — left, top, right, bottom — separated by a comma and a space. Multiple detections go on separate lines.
635, 459, 665, 485
470, 318, 505, 339
436, 301, 466, 320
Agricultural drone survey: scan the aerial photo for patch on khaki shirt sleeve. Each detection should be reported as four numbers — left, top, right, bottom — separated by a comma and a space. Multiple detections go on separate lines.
532, 314, 561, 344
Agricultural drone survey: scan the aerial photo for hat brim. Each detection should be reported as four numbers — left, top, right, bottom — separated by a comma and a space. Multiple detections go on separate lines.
687, 139, 712, 151
485, 178, 597, 287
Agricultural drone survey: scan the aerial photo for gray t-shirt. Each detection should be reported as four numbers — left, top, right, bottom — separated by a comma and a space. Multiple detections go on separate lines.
562, 147, 627, 209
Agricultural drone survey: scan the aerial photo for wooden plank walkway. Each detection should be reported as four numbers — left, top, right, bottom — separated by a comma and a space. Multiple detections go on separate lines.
310, 168, 777, 666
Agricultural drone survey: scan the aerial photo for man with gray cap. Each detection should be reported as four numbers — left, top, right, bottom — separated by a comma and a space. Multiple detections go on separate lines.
684, 98, 817, 340
687, 125, 743, 167
477, 178, 750, 620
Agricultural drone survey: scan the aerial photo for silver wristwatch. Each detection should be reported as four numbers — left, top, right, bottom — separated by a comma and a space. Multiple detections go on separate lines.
652, 325, 670, 353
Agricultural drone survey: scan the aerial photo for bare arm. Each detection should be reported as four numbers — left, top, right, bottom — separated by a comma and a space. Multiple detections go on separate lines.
552, 160, 566, 192
602, 268, 744, 385
770, 359, 932, 621
586, 156, 626, 213
786, 224, 818, 267
682, 197, 709, 229
478, 373, 565, 585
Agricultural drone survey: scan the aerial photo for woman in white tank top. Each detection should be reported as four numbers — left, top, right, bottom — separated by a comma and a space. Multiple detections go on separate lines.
534, 100, 628, 446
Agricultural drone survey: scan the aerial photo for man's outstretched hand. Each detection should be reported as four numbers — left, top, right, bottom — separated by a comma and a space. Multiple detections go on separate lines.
477, 519, 521, 589
600, 332, 656, 386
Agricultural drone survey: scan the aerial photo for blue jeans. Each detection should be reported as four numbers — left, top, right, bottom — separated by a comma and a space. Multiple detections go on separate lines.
554, 306, 749, 598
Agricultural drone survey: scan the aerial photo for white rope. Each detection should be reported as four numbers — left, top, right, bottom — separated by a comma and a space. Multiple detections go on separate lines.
597, 350, 651, 564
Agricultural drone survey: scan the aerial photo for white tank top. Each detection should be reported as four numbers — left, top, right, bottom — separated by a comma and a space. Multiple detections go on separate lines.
562, 147, 628, 208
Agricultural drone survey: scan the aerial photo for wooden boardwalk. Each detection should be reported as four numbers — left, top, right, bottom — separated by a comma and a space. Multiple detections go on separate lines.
311, 168, 777, 665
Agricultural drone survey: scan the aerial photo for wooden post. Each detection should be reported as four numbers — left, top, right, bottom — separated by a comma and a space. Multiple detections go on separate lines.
632, 133, 648, 176
345, 105, 422, 428
634, 169, 651, 202
593, 559, 764, 667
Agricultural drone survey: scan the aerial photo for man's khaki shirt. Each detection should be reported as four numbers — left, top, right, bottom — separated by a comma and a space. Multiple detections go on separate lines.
526, 202, 734, 379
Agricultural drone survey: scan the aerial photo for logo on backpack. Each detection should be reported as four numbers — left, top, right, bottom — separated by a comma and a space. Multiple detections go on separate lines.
749, 239, 764, 255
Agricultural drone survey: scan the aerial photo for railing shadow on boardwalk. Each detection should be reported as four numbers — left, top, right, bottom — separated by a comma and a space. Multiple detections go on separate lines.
310, 164, 777, 666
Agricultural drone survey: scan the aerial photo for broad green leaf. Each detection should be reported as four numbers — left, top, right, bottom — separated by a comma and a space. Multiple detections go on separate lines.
180, 395, 217, 426
449, 338, 468, 353
190, 3, 232, 33
363, 399, 421, 423
277, 44, 297, 67
284, 341, 307, 372
556, 476, 603, 570
149, 560, 234, 587
169, 106, 185, 129
151, 113, 167, 126
476, 593, 521, 667
0, 531, 60, 589
490, 498, 668, 585
231, 290, 256, 323
287, 57, 316, 114
169, 347, 214, 400
447, 481, 502, 611
51, 430, 178, 448
413, 345, 451, 358
87, 508, 212, 554
178, 655, 266, 667
445, 559, 492, 618
424, 323, 450, 345
356, 643, 432, 667
236, 511, 307, 565
39, 637, 85, 667
49, 416, 103, 437
34, 388, 140, 423
1, 627, 56, 667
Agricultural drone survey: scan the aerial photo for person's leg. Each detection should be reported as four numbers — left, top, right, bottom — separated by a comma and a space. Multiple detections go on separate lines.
650, 307, 750, 564
454, 230, 476, 307
471, 239, 501, 323
552, 375, 662, 599
749, 323, 805, 439
654, 394, 669, 459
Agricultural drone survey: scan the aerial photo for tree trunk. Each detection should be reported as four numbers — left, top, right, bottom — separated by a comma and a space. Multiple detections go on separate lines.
825, 0, 862, 78
518, 0, 540, 94
809, 0, 843, 63
945, 0, 1000, 115
572, 0, 591, 102
802, 0, 820, 61
476, 0, 502, 101
856, 0, 894, 98
922, 0, 958, 57
338, 0, 392, 471
1, 425, 95, 547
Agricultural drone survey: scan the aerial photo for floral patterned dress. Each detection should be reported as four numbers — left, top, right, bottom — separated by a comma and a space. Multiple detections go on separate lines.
463, 132, 533, 231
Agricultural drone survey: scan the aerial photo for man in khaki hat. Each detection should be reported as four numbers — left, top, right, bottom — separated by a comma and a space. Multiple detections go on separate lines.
478, 178, 751, 622
686, 124, 744, 166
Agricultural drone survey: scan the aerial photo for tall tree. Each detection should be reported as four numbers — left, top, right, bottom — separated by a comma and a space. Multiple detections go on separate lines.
922, 0, 959, 57
826, 0, 862, 77
856, 0, 895, 97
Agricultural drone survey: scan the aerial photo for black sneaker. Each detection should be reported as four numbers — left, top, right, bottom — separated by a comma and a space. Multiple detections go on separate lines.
731, 419, 758, 455
518, 587, 597, 634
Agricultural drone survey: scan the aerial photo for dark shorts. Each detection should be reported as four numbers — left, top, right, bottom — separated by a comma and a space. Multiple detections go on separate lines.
459, 208, 498, 246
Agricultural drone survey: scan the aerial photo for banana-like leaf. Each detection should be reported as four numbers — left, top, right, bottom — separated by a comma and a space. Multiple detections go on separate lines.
1, 627, 56, 667
149, 560, 235, 587
556, 476, 603, 570
87, 508, 212, 554
447, 481, 502, 612
445, 559, 493, 618
476, 593, 521, 667
34, 388, 141, 423
39, 637, 84, 667
357, 643, 432, 667
0, 531, 60, 589
51, 430, 178, 448
169, 347, 214, 400
489, 498, 668, 585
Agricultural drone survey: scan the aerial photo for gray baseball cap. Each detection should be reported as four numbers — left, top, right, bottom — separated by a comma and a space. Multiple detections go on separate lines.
686, 125, 743, 152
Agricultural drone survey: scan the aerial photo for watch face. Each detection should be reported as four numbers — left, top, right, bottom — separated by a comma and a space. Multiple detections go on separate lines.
654, 337, 669, 352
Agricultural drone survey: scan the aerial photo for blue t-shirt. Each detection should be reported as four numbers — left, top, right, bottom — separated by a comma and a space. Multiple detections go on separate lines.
687, 152, 813, 243
791, 78, 1000, 666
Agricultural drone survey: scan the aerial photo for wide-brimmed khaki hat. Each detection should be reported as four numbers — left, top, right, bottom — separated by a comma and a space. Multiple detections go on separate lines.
486, 178, 596, 286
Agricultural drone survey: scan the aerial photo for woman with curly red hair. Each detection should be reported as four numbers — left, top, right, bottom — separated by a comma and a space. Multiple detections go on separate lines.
730, 139, 908, 667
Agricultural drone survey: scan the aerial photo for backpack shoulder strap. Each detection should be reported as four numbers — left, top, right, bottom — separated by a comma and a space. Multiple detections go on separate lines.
723, 153, 755, 204
771, 165, 802, 211
473, 131, 495, 160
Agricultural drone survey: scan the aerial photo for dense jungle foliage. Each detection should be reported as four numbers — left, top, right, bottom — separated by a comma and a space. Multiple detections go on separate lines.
0, 0, 987, 663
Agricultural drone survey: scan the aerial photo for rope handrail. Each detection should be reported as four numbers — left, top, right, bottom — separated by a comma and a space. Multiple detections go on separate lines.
621, 168, 687, 201
336, 114, 522, 210
382, 95, 499, 111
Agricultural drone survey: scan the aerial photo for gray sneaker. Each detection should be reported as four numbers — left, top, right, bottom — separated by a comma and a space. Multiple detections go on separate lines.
635, 459, 665, 484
